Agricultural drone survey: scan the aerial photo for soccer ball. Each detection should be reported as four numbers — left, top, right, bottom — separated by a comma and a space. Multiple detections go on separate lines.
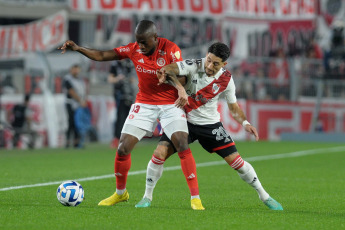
56, 180, 84, 206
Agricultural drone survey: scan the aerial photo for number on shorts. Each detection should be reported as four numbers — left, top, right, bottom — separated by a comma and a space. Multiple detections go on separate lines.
132, 105, 140, 113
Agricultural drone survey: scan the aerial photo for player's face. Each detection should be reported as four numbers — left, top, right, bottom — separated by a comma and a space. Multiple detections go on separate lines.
204, 53, 227, 77
136, 33, 157, 56
70, 66, 80, 77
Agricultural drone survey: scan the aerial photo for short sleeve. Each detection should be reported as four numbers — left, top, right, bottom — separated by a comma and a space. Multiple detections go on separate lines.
223, 77, 237, 103
169, 43, 183, 63
113, 43, 135, 60
177, 59, 202, 76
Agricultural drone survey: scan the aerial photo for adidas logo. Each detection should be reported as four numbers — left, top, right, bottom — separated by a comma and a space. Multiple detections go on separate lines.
250, 177, 257, 184
138, 58, 144, 63
146, 178, 153, 183
187, 173, 196, 179
115, 172, 123, 176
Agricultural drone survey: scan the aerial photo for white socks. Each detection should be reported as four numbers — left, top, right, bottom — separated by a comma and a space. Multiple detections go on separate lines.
116, 188, 126, 195
237, 161, 270, 201
143, 157, 164, 201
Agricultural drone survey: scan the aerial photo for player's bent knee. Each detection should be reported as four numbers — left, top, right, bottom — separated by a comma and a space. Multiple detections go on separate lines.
117, 133, 139, 155
153, 145, 169, 160
223, 152, 240, 164
170, 132, 189, 152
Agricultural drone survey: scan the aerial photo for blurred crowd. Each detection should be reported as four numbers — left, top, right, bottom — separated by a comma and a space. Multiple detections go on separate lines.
232, 25, 345, 101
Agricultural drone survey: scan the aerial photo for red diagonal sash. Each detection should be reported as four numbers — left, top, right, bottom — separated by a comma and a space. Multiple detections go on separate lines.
185, 70, 231, 113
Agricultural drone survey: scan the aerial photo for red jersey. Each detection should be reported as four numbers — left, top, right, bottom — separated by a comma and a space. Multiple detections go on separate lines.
113, 37, 183, 105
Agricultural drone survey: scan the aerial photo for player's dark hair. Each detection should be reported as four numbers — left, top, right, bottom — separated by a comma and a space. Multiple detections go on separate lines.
208, 42, 230, 62
71, 64, 80, 68
135, 20, 157, 36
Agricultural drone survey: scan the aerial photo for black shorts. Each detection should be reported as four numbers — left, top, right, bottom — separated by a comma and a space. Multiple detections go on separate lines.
160, 122, 237, 158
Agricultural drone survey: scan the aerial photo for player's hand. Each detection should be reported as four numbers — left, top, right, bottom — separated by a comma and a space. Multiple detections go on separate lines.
58, 40, 79, 54
244, 124, 259, 141
157, 69, 167, 85
175, 88, 189, 108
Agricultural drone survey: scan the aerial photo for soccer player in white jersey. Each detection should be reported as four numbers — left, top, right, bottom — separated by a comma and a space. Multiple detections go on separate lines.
135, 42, 283, 210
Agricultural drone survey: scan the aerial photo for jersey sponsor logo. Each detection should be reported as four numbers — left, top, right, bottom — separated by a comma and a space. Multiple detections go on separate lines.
157, 57, 166, 67
138, 58, 144, 63
185, 59, 202, 66
136, 65, 157, 75
212, 83, 220, 94
190, 93, 209, 103
179, 62, 185, 70
185, 59, 193, 65
158, 50, 166, 56
194, 59, 202, 65
119, 47, 130, 53
212, 126, 232, 143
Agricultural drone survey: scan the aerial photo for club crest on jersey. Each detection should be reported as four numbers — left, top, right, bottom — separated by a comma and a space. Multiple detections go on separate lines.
212, 83, 220, 94
157, 58, 166, 67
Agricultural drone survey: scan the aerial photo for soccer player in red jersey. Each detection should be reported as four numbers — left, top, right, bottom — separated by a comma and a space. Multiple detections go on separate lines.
59, 20, 204, 210
135, 42, 283, 210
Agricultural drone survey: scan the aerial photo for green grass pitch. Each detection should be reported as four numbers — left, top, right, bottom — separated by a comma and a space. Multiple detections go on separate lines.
0, 140, 344, 230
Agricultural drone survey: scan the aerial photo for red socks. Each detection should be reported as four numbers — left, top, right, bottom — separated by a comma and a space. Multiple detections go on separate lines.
178, 148, 199, 196
114, 152, 131, 190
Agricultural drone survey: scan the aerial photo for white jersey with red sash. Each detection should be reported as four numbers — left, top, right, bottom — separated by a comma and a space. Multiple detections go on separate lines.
176, 58, 237, 125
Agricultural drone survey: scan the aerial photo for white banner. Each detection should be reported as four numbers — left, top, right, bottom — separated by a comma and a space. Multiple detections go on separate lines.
94, 14, 315, 58
69, 0, 317, 19
0, 10, 68, 59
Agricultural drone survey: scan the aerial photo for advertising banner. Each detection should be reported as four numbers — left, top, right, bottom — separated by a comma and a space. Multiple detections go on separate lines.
0, 10, 68, 59
69, 0, 317, 19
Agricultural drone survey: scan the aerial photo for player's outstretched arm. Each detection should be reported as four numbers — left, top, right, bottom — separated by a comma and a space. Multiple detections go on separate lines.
228, 102, 259, 141
58, 40, 119, 61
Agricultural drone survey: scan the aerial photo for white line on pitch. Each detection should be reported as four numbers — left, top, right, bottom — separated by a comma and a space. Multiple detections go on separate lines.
1, 146, 344, 192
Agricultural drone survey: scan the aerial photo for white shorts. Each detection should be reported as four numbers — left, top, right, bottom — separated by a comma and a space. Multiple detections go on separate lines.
122, 103, 188, 140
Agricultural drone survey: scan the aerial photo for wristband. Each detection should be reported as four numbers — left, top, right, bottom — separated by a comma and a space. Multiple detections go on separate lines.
242, 120, 250, 127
